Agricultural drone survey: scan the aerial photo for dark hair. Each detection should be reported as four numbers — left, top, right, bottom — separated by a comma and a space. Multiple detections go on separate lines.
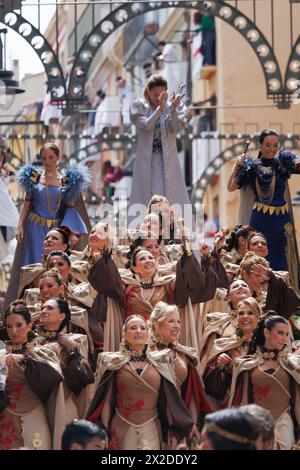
61, 419, 107, 450
39, 143, 60, 158
258, 129, 279, 159
248, 315, 289, 355
52, 298, 71, 333
144, 74, 167, 101
5, 300, 32, 324
46, 250, 71, 268
259, 129, 279, 144
48, 229, 70, 248
225, 225, 255, 252
246, 232, 268, 251
40, 269, 65, 286
4, 300, 35, 341
129, 246, 154, 273
204, 408, 259, 450
125, 231, 155, 269
240, 404, 275, 443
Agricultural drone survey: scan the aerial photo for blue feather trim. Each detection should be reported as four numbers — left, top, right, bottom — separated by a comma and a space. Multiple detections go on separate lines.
236, 151, 297, 188
17, 164, 43, 197
235, 158, 257, 189
62, 164, 91, 203
276, 150, 297, 178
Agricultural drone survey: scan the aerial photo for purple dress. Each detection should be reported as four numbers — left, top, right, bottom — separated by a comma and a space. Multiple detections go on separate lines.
18, 165, 89, 265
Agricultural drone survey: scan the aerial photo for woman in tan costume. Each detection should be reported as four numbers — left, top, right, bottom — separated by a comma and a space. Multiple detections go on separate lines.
35, 298, 93, 424
229, 315, 300, 450
86, 314, 193, 450
148, 301, 211, 439
88, 244, 218, 351
203, 297, 261, 409
0, 300, 63, 450
199, 279, 252, 373
23, 269, 92, 352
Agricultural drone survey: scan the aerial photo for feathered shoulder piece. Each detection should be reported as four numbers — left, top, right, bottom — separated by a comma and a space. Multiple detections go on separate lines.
61, 164, 91, 203
17, 164, 43, 197
235, 157, 257, 189
275, 150, 297, 177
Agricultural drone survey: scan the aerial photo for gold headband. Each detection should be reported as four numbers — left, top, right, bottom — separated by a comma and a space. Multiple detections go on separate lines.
205, 422, 257, 447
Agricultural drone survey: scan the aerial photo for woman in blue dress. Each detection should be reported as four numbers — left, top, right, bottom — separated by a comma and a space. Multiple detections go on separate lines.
16, 143, 89, 265
3, 143, 90, 311
227, 130, 299, 281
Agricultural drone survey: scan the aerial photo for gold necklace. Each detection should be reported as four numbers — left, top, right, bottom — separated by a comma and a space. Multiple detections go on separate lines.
255, 166, 276, 205
45, 179, 62, 216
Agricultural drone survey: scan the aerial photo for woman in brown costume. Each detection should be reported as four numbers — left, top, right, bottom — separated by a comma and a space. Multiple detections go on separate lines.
0, 301, 63, 450
148, 301, 211, 439
88, 242, 218, 351
229, 315, 300, 450
240, 252, 300, 318
199, 279, 252, 373
35, 298, 93, 424
203, 297, 261, 409
23, 269, 92, 351
86, 315, 193, 450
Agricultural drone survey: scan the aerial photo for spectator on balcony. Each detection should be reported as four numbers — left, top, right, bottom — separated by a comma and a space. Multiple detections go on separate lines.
194, 13, 216, 66
116, 76, 133, 132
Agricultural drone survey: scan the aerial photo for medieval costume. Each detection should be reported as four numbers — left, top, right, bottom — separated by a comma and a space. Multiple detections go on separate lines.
229, 350, 300, 450
203, 332, 252, 410
86, 347, 193, 450
235, 150, 299, 278
149, 341, 211, 428
88, 252, 218, 351
4, 164, 91, 311
0, 340, 64, 450
35, 329, 94, 422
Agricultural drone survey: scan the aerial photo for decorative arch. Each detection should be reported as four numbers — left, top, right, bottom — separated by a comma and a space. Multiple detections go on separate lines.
284, 35, 300, 95
68, 0, 283, 108
192, 136, 299, 207
62, 134, 136, 168
0, 9, 67, 103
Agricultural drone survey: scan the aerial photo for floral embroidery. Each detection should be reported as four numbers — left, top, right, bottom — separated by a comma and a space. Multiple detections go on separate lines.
116, 382, 145, 419
0, 414, 19, 450
6, 378, 24, 410
252, 382, 271, 402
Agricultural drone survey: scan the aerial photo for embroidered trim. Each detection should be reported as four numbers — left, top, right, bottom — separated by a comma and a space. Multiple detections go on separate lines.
253, 202, 288, 216
28, 211, 60, 228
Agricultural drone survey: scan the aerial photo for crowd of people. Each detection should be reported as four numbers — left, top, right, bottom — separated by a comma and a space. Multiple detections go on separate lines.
1, 72, 300, 451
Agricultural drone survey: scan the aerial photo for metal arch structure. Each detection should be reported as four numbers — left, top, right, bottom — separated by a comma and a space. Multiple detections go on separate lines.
0, 9, 67, 103
192, 135, 299, 207
61, 134, 137, 168
68, 0, 284, 111
284, 35, 300, 95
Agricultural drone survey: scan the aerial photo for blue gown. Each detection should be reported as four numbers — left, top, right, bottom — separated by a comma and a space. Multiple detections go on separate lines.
18, 165, 89, 265
236, 152, 297, 271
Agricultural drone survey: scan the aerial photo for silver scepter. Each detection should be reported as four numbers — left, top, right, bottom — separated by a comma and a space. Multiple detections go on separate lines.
163, 82, 186, 125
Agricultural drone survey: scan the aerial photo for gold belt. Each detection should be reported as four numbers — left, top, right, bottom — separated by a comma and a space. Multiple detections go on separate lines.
28, 211, 60, 228
253, 202, 289, 216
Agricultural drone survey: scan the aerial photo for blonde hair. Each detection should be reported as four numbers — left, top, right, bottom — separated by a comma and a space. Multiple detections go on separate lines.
92, 221, 115, 251
240, 251, 269, 274
148, 301, 179, 344
237, 297, 262, 318
119, 314, 147, 353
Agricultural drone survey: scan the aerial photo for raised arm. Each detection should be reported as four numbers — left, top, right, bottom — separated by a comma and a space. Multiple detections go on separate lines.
227, 153, 247, 192
130, 94, 167, 130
